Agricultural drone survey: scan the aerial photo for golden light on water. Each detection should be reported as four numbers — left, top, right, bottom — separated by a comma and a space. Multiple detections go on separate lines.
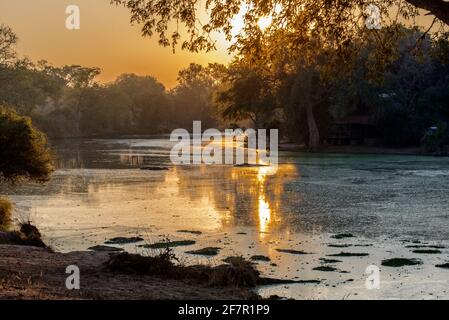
258, 194, 271, 235
257, 165, 275, 237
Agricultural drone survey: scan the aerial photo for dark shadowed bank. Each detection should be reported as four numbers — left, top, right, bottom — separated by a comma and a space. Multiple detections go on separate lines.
0, 244, 262, 300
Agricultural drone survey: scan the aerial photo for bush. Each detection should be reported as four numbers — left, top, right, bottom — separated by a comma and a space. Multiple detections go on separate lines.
0, 221, 47, 247
18, 221, 46, 247
0, 197, 13, 231
0, 106, 54, 183
210, 256, 260, 287
105, 252, 261, 288
105, 250, 178, 276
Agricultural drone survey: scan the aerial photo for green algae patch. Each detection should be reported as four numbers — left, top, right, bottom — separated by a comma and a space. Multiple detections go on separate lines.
381, 258, 422, 267
139, 240, 196, 249
89, 245, 124, 252
412, 249, 442, 254
313, 266, 338, 272
405, 245, 445, 249
331, 233, 354, 240
327, 252, 369, 257
319, 258, 342, 264
177, 230, 203, 235
328, 244, 352, 248
250, 255, 271, 262
186, 247, 221, 256
276, 249, 311, 255
105, 237, 144, 245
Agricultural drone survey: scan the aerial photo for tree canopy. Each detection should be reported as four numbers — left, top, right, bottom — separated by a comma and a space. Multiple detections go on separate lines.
113, 0, 449, 54
0, 24, 17, 64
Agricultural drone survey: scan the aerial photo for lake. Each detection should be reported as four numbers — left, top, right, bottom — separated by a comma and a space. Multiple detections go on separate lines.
2, 137, 449, 299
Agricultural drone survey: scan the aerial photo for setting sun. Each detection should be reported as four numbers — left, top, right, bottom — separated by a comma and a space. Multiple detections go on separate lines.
258, 16, 273, 30
230, 7, 272, 38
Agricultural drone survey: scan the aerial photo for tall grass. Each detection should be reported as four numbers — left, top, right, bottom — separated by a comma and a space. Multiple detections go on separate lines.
0, 197, 13, 231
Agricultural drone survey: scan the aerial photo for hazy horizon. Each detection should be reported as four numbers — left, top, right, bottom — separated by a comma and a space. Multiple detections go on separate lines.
0, 0, 233, 88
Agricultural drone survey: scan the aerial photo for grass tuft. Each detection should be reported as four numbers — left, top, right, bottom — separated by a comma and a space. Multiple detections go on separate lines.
106, 252, 261, 288
210, 256, 260, 287
0, 197, 13, 231
0, 221, 47, 248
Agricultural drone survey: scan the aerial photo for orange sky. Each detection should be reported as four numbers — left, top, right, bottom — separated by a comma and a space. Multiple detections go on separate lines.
0, 0, 437, 88
0, 0, 233, 88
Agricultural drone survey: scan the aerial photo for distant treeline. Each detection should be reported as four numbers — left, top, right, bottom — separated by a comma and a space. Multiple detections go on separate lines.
1, 24, 449, 149
0, 49, 220, 137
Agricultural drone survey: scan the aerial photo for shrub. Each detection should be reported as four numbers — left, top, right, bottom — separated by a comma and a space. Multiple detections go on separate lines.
0, 197, 13, 231
210, 256, 260, 287
0, 106, 54, 183
105, 250, 178, 276
0, 221, 47, 248
18, 221, 46, 248
105, 252, 261, 288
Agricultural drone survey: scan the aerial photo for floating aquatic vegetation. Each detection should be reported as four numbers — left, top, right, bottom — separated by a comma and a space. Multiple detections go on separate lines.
405, 245, 445, 249
89, 245, 124, 252
319, 258, 342, 264
250, 255, 271, 262
105, 237, 144, 245
412, 249, 442, 254
313, 266, 338, 272
435, 263, 449, 269
186, 247, 221, 256
139, 240, 196, 249
331, 233, 354, 240
276, 249, 311, 255
327, 252, 369, 257
177, 230, 203, 235
328, 244, 352, 248
381, 258, 422, 267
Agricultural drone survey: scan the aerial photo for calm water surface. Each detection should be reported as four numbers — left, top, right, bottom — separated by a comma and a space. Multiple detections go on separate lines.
2, 137, 449, 299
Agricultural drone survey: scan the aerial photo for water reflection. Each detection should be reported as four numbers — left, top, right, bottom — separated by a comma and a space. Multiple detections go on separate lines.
3, 137, 449, 254
258, 166, 274, 236
5, 138, 449, 299
0, 138, 299, 251
172, 164, 298, 235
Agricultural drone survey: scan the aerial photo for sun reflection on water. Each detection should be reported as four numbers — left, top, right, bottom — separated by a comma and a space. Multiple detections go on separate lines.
256, 165, 280, 238
10, 139, 300, 252
258, 195, 271, 236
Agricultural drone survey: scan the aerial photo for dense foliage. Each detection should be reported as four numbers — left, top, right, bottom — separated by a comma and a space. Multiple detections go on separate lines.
0, 57, 220, 138
0, 106, 54, 183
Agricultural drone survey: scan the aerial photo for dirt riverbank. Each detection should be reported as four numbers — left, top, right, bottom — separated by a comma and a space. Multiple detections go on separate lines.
0, 245, 257, 300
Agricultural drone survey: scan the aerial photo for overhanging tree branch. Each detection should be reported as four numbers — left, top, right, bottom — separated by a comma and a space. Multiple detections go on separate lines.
405, 0, 449, 25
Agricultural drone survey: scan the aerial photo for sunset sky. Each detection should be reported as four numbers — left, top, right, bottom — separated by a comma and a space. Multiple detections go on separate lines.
0, 0, 233, 88
0, 0, 436, 88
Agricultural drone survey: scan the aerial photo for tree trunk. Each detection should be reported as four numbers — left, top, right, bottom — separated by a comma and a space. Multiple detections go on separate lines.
74, 90, 84, 137
306, 102, 320, 150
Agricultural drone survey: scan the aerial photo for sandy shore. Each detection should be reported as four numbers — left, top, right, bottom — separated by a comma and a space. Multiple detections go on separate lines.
0, 245, 257, 300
